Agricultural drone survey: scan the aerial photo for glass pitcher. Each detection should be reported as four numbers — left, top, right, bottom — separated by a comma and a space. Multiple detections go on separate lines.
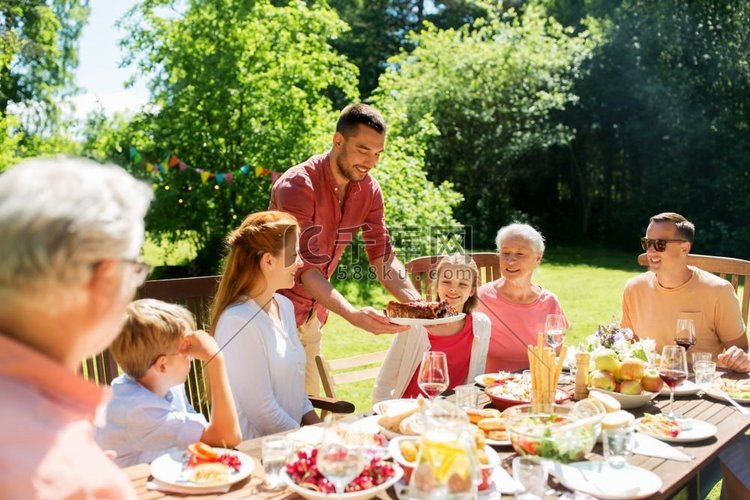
408, 399, 479, 499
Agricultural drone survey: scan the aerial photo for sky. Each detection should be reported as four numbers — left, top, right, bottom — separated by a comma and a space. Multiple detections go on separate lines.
72, 0, 147, 118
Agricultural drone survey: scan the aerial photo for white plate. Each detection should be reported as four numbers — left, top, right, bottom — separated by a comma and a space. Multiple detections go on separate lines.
474, 372, 517, 388
484, 436, 512, 446
701, 386, 750, 405
372, 398, 419, 416
588, 387, 658, 409
553, 461, 662, 499
149, 448, 254, 491
388, 313, 466, 326
282, 463, 403, 500
636, 417, 718, 443
658, 379, 700, 397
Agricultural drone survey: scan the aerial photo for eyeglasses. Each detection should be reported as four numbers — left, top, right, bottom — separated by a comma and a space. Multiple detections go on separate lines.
640, 237, 687, 252
119, 257, 153, 287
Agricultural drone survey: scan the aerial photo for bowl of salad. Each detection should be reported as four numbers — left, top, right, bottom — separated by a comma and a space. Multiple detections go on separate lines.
502, 404, 601, 463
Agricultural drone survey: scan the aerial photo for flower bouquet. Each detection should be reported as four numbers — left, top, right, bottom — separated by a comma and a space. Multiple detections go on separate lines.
565, 318, 657, 371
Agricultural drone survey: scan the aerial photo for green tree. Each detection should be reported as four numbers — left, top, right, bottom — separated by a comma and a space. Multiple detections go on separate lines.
373, 5, 600, 246
0, 0, 89, 134
328, 0, 491, 100
108, 0, 461, 275
541, 0, 750, 255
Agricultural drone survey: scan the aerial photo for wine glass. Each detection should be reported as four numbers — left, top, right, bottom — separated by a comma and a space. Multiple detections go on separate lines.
317, 442, 363, 498
418, 351, 449, 400
674, 319, 696, 352
544, 314, 567, 349
659, 345, 688, 419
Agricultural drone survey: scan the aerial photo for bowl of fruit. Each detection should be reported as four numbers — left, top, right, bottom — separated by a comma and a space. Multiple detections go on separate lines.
389, 435, 499, 491
282, 448, 402, 500
502, 404, 600, 463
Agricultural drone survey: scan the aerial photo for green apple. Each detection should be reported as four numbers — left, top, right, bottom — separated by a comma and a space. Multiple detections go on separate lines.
619, 379, 643, 395
619, 357, 646, 381
590, 370, 616, 392
595, 349, 620, 373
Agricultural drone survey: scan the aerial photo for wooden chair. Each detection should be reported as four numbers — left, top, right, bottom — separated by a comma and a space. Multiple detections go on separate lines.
637, 253, 750, 324
405, 252, 500, 300
315, 351, 388, 417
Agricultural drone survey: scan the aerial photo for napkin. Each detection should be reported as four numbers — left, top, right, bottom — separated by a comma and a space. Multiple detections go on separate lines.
633, 433, 693, 462
491, 465, 518, 495
551, 462, 640, 498
146, 478, 231, 494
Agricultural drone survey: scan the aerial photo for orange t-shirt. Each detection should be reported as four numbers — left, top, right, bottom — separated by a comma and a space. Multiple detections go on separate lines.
621, 267, 746, 362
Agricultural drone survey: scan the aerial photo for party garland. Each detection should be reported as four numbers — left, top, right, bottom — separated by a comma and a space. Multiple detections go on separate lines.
128, 146, 281, 186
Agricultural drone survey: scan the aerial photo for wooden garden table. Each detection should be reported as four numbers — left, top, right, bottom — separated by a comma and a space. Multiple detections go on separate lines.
124, 372, 750, 499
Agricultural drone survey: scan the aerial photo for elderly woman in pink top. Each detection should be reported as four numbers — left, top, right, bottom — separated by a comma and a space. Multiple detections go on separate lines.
477, 223, 567, 372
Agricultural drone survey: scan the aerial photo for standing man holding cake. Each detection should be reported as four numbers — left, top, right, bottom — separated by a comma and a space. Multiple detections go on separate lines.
269, 103, 421, 395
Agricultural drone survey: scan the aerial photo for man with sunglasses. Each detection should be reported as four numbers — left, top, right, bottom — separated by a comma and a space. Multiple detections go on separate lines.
622, 212, 750, 499
622, 212, 748, 368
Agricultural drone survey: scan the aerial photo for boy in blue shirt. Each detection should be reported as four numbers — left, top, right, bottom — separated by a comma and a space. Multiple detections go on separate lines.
97, 299, 241, 466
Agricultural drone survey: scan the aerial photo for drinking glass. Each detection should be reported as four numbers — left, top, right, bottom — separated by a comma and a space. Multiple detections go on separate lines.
675, 319, 696, 352
261, 436, 292, 489
454, 384, 479, 410
691, 351, 712, 367
316, 442, 364, 498
512, 456, 547, 499
659, 345, 688, 419
418, 351, 449, 400
544, 314, 567, 349
694, 360, 717, 386
602, 426, 635, 468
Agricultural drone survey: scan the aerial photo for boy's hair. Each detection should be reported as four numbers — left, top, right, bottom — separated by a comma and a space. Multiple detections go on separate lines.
435, 253, 480, 313
111, 299, 195, 379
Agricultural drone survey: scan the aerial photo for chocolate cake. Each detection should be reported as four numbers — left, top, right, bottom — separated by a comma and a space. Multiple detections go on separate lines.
385, 300, 459, 319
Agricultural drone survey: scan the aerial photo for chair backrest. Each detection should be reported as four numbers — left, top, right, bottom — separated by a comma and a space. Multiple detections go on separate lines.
405, 252, 500, 301
80, 275, 221, 419
637, 253, 750, 324
315, 351, 388, 416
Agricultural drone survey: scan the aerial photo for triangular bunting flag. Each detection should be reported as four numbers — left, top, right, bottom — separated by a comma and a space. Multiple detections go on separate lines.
215, 173, 225, 184
200, 172, 211, 184
240, 165, 250, 175
254, 166, 263, 177
168, 155, 179, 168
225, 173, 234, 184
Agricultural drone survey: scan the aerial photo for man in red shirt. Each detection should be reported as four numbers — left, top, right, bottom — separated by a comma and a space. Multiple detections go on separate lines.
270, 103, 420, 394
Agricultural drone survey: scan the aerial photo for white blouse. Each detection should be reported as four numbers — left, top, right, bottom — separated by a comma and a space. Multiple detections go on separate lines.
214, 294, 312, 439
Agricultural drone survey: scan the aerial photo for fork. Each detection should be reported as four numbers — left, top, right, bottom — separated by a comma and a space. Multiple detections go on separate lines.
720, 392, 750, 415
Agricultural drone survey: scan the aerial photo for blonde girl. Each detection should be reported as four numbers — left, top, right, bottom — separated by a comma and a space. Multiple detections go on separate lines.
372, 253, 490, 402
210, 211, 320, 439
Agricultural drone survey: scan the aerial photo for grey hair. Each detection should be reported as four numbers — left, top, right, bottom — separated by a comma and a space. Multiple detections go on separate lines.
0, 157, 153, 307
495, 223, 545, 255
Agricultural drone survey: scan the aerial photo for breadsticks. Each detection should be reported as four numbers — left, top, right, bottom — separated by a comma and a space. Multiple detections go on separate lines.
528, 333, 567, 411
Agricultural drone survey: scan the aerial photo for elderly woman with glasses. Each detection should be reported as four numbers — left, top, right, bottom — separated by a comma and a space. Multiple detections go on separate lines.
476, 223, 568, 372
0, 157, 152, 498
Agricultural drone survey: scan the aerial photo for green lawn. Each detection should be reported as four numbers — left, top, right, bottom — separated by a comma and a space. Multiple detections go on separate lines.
321, 246, 642, 412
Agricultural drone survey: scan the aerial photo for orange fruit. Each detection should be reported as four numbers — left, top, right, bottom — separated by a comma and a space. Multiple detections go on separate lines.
188, 442, 218, 460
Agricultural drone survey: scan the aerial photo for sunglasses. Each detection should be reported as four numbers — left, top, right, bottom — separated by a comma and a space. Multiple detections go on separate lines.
640, 237, 687, 252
